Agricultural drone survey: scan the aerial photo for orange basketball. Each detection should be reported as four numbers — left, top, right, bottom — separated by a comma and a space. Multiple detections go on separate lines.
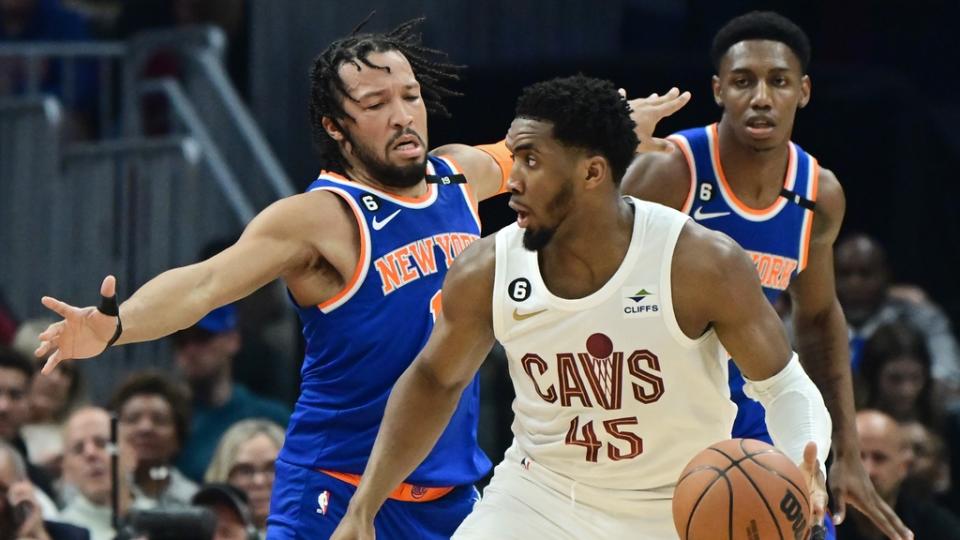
673, 438, 811, 540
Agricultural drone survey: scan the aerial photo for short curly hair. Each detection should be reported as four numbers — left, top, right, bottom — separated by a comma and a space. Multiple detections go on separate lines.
109, 371, 191, 448
308, 17, 462, 174
514, 75, 638, 185
711, 11, 811, 73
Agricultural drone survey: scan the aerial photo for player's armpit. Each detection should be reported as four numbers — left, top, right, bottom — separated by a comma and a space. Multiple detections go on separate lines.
432, 143, 510, 201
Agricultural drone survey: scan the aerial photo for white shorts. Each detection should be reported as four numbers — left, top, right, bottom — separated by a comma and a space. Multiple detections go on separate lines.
454, 445, 678, 540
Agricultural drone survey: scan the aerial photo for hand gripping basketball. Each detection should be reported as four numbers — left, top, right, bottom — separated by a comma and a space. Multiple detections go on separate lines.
36, 275, 123, 374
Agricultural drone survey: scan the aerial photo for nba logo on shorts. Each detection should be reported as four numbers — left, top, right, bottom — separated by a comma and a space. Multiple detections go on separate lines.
316, 490, 331, 515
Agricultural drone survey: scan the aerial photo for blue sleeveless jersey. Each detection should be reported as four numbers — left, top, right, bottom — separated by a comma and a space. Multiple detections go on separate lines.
279, 156, 492, 486
671, 123, 820, 441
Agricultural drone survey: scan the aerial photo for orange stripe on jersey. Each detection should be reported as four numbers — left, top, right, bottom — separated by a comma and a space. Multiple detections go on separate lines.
317, 169, 436, 204
709, 123, 795, 216
317, 189, 369, 311
798, 159, 821, 271
318, 470, 454, 503
666, 135, 697, 214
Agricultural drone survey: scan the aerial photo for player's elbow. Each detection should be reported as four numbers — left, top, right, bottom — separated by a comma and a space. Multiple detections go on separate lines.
410, 356, 472, 396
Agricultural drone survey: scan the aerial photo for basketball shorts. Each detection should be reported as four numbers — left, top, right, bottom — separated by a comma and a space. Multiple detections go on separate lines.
454, 445, 677, 540
267, 458, 480, 540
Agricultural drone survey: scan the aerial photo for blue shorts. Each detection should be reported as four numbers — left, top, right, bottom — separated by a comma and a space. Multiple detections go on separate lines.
267, 458, 480, 540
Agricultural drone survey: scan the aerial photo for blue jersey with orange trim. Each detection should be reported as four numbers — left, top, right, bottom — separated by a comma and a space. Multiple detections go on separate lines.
279, 156, 491, 486
670, 123, 820, 441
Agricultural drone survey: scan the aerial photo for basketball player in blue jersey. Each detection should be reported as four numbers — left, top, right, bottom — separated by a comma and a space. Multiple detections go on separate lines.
27, 18, 583, 540
621, 11, 912, 540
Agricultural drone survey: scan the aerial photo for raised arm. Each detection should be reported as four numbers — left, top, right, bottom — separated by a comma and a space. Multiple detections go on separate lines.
331, 235, 497, 540
671, 222, 831, 524
36, 190, 343, 371
432, 143, 511, 201
789, 170, 911, 539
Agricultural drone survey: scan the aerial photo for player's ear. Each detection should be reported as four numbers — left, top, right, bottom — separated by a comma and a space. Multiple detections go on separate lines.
798, 75, 811, 109
322, 117, 345, 141
583, 155, 608, 190
712, 75, 722, 107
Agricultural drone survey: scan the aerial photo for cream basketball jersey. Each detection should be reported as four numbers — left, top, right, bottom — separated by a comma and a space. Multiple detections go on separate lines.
492, 197, 737, 493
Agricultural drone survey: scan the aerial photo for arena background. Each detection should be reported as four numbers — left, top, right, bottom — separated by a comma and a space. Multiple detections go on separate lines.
1, 0, 958, 497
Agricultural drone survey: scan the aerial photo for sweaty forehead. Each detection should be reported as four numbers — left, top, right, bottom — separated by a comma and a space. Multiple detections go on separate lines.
338, 49, 418, 94
720, 40, 802, 74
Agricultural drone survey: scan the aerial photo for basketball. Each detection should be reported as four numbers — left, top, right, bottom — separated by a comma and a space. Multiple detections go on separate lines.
673, 438, 811, 540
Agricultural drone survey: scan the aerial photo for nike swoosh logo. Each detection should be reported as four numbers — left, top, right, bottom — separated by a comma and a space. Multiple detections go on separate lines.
693, 206, 731, 220
372, 209, 402, 230
512, 308, 547, 321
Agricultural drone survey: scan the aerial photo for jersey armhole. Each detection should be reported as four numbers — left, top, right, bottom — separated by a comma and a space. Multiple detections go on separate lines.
659, 218, 717, 349
797, 158, 820, 272
434, 155, 483, 231
308, 186, 372, 313
667, 134, 697, 215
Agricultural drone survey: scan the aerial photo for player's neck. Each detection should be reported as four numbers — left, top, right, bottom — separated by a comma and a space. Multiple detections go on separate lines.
538, 198, 633, 299
345, 164, 428, 199
717, 123, 791, 208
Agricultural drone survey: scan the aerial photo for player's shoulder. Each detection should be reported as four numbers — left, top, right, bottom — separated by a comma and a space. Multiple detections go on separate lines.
249, 189, 354, 241
440, 234, 497, 316
674, 220, 753, 283
810, 165, 845, 240
621, 145, 691, 210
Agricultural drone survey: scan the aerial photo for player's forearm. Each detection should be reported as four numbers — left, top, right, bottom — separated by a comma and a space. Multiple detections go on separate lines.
347, 360, 466, 518
115, 263, 220, 345
793, 300, 859, 455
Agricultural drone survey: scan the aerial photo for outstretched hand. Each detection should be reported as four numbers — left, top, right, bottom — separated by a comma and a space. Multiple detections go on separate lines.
619, 87, 691, 153
829, 450, 913, 539
36, 275, 120, 374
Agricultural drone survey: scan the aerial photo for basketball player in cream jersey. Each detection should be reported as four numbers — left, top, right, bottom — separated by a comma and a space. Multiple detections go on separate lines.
331, 75, 832, 540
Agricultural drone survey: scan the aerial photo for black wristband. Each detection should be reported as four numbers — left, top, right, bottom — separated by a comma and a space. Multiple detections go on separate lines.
97, 293, 123, 350
811, 524, 826, 540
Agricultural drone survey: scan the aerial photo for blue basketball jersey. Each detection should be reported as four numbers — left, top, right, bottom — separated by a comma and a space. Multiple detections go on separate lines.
279, 156, 491, 487
670, 123, 820, 441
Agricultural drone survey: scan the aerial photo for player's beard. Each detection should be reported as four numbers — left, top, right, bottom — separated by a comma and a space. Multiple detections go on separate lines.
523, 179, 574, 251
346, 128, 427, 189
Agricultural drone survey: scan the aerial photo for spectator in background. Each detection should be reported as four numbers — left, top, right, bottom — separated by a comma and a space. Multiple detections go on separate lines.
0, 440, 90, 540
857, 323, 941, 429
59, 407, 132, 540
172, 305, 289, 483
191, 483, 257, 540
0, 0, 98, 138
900, 420, 955, 511
204, 419, 283, 535
839, 410, 960, 540
13, 319, 86, 483
0, 346, 60, 512
110, 372, 196, 508
836, 233, 960, 401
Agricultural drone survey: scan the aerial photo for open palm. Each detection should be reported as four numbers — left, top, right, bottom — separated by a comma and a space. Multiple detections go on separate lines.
36, 275, 120, 373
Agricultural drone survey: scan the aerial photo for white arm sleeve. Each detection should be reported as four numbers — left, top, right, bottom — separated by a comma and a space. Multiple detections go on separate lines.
742, 352, 832, 477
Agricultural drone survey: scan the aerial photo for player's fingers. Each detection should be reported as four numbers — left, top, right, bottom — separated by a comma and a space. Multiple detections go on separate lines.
651, 91, 691, 117
830, 486, 846, 525
40, 296, 71, 317
618, 88, 627, 99
34, 340, 54, 358
42, 350, 63, 375
860, 494, 912, 540
37, 321, 62, 342
101, 275, 116, 297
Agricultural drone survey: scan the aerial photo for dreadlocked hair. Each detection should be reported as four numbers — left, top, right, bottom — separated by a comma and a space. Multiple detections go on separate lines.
308, 17, 463, 174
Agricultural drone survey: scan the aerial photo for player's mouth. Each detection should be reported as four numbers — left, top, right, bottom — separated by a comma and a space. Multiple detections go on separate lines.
509, 200, 532, 228
391, 133, 424, 159
745, 116, 776, 138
